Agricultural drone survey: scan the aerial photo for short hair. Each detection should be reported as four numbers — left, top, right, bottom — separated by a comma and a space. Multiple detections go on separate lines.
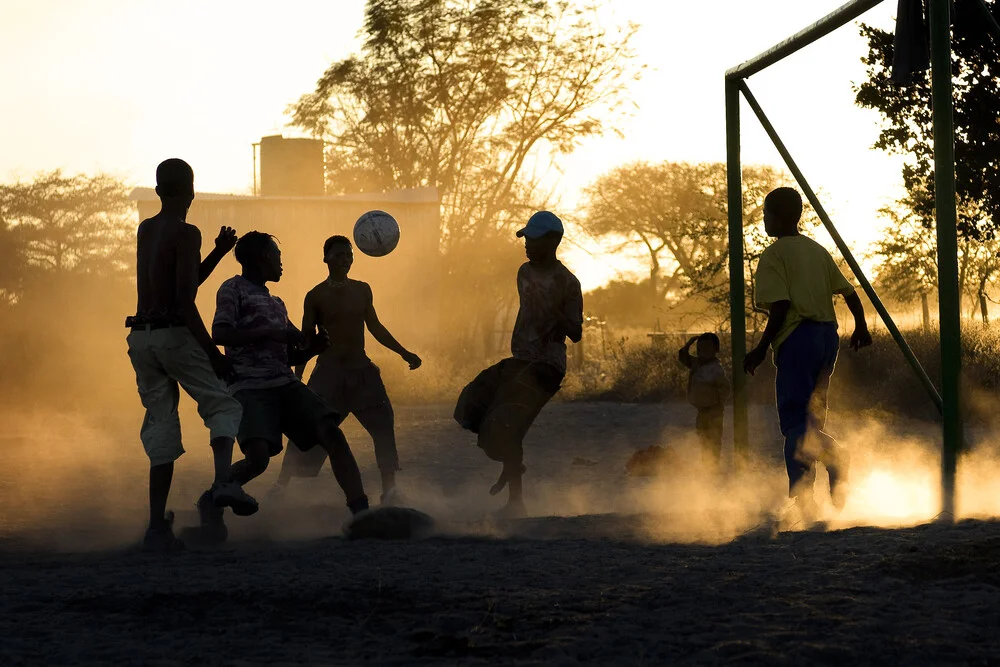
234, 231, 278, 265
698, 332, 721, 351
323, 235, 352, 257
155, 158, 194, 197
764, 187, 803, 226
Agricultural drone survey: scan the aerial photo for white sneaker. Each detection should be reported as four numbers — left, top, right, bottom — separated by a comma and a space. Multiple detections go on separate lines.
211, 481, 259, 517
380, 487, 404, 507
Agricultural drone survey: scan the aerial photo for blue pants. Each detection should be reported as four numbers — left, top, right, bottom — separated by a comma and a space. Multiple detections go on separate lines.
775, 321, 845, 496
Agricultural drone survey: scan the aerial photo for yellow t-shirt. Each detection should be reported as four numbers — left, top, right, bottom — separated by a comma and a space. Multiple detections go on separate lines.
753, 235, 854, 351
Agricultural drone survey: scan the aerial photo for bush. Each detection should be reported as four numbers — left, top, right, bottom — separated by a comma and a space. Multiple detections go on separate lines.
561, 325, 1000, 425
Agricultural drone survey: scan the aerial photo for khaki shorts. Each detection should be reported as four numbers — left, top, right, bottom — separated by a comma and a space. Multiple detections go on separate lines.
126, 327, 242, 466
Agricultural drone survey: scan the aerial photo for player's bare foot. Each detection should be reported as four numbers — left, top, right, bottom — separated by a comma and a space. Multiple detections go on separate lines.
493, 499, 528, 520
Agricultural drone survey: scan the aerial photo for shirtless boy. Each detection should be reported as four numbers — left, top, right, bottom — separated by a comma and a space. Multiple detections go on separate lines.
126, 158, 257, 552
268, 235, 421, 503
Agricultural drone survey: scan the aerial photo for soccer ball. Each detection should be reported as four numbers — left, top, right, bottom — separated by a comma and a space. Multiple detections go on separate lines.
353, 210, 400, 257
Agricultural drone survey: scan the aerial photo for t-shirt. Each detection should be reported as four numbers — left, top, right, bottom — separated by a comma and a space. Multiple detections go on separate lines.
213, 275, 297, 392
510, 260, 584, 374
754, 235, 854, 352
680, 352, 729, 409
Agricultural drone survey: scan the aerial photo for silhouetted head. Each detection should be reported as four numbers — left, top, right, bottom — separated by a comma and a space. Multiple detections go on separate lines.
763, 187, 802, 237
517, 211, 564, 264
696, 332, 720, 360
235, 231, 282, 283
323, 235, 354, 278
155, 158, 195, 212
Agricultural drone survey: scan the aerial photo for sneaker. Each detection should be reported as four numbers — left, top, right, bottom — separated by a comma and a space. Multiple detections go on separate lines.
197, 490, 229, 544
142, 511, 185, 553
211, 481, 259, 517
830, 450, 851, 511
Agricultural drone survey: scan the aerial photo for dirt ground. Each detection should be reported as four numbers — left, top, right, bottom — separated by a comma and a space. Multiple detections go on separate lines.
2, 401, 999, 665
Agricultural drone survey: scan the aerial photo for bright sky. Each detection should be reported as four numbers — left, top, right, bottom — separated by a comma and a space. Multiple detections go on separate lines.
0, 0, 904, 291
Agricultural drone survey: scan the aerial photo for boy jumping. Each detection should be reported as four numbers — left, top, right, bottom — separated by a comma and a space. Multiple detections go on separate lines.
678, 332, 729, 468
210, 232, 370, 535
455, 211, 583, 518
267, 235, 422, 504
743, 188, 871, 515
126, 158, 257, 552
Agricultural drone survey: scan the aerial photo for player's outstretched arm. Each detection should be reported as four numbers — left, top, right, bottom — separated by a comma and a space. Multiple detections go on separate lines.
199, 226, 237, 285
364, 288, 421, 370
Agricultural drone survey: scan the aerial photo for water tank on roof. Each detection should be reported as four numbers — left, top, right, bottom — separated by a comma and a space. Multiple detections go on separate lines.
259, 135, 325, 197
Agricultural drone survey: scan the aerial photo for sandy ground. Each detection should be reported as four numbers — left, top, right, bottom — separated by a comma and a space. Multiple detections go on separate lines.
2, 401, 1000, 664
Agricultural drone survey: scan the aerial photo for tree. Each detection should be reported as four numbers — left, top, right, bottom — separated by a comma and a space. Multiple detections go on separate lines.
872, 197, 1000, 327
869, 205, 938, 331
579, 161, 803, 329
289, 0, 640, 352
855, 1, 1000, 239
0, 171, 135, 289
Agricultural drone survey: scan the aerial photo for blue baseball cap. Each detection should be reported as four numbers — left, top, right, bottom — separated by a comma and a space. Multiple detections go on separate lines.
516, 210, 564, 239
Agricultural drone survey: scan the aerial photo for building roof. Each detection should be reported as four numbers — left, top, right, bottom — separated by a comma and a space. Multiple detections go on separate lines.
128, 186, 439, 204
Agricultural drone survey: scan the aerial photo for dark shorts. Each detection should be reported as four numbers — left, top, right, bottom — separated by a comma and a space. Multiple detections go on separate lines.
456, 358, 563, 463
234, 381, 338, 457
308, 361, 390, 417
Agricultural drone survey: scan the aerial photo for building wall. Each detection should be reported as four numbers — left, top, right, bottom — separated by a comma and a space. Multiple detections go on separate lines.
135, 192, 441, 350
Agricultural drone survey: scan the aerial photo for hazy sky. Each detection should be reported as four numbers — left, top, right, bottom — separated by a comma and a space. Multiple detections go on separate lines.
0, 0, 903, 289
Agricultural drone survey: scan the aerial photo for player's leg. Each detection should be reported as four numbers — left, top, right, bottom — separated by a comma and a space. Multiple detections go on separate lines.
163, 328, 256, 515
808, 324, 850, 508
354, 403, 399, 501
775, 324, 825, 502
126, 330, 185, 551
281, 383, 369, 516
229, 388, 284, 487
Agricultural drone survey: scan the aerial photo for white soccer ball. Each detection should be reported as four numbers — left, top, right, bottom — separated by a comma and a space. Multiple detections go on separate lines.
353, 210, 400, 257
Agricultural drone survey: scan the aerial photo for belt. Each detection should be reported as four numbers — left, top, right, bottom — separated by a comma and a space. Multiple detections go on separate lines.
126, 315, 186, 331
130, 323, 185, 332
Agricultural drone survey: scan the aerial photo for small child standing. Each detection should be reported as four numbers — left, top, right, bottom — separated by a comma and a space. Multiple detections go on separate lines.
678, 333, 730, 468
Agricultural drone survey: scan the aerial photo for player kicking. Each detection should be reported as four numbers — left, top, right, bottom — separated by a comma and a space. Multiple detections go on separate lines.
267, 235, 421, 504
207, 231, 370, 537
455, 211, 583, 518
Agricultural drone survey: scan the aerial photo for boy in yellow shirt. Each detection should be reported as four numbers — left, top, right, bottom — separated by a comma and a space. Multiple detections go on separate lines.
743, 188, 872, 514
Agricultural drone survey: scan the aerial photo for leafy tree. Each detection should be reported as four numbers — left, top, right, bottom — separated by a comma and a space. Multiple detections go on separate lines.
0, 171, 134, 287
289, 0, 639, 352
855, 1, 1000, 239
579, 161, 803, 329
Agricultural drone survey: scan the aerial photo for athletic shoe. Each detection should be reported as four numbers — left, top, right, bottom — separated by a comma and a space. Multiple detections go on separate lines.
142, 511, 185, 553
210, 481, 259, 517
197, 490, 229, 544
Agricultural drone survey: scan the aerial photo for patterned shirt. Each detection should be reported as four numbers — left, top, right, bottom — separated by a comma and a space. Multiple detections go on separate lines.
510, 260, 584, 374
213, 275, 297, 392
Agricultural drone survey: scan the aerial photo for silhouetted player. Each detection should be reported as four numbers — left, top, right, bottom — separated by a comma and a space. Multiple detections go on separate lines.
455, 211, 583, 518
268, 235, 422, 503
743, 188, 871, 518
126, 158, 257, 552
211, 232, 370, 525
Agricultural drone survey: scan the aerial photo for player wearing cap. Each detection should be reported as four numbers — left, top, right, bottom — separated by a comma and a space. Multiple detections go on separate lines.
454, 211, 584, 518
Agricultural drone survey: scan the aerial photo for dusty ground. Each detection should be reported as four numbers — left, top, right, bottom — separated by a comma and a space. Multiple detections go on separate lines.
2, 401, 1000, 664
